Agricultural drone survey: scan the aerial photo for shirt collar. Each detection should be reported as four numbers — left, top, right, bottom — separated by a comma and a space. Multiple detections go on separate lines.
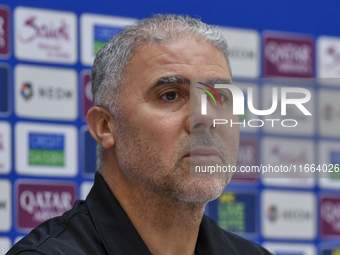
197, 215, 237, 255
86, 172, 152, 255
86, 172, 236, 255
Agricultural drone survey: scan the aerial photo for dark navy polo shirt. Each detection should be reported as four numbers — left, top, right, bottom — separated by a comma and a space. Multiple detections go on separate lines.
7, 173, 272, 255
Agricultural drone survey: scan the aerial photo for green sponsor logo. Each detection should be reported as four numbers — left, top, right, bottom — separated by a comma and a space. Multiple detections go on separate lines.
29, 150, 64, 166
29, 133, 65, 167
218, 193, 245, 233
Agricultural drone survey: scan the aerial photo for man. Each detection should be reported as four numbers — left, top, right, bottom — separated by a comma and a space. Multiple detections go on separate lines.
7, 14, 271, 255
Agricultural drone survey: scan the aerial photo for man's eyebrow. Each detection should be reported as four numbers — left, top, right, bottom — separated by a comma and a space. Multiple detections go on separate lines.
206, 78, 232, 85
149, 76, 190, 91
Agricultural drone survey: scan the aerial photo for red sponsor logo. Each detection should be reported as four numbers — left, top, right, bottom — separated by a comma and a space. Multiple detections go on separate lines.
17, 182, 76, 230
19, 16, 70, 43
270, 144, 308, 165
264, 34, 314, 78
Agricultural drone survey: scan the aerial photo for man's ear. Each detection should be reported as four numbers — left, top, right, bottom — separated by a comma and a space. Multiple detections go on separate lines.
87, 106, 115, 149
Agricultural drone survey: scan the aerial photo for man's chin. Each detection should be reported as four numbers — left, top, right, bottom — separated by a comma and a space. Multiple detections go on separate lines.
173, 178, 228, 204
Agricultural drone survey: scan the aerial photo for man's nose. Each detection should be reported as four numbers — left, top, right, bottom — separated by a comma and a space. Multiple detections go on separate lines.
185, 92, 220, 133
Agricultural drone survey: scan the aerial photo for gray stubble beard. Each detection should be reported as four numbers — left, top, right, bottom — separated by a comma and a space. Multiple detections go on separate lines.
113, 113, 238, 205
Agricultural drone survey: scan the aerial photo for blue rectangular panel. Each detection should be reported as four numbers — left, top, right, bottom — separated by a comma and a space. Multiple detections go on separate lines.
0, 67, 9, 113
29, 133, 64, 150
94, 25, 121, 41
331, 151, 340, 163
84, 130, 97, 174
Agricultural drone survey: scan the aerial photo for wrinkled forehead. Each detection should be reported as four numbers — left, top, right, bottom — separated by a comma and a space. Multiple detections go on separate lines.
121, 37, 230, 85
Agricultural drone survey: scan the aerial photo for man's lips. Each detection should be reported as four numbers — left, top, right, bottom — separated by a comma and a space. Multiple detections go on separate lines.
184, 147, 222, 163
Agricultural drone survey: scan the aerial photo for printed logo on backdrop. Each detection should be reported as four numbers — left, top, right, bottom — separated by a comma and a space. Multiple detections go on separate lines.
14, 7, 77, 64
15, 122, 77, 177
80, 14, 136, 66
317, 36, 340, 83
266, 204, 312, 222
0, 122, 11, 174
29, 133, 65, 166
262, 137, 312, 169
16, 181, 76, 231
219, 27, 260, 78
218, 192, 256, 235
0, 180, 11, 232
20, 82, 73, 102
320, 195, 340, 237
82, 71, 93, 119
20, 82, 33, 100
262, 190, 316, 239
261, 137, 315, 187
0, 6, 10, 57
0, 66, 9, 115
319, 89, 340, 138
264, 33, 314, 78
263, 242, 317, 255
15, 65, 77, 120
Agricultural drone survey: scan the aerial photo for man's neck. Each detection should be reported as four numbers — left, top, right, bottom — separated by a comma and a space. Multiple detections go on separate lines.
102, 168, 205, 255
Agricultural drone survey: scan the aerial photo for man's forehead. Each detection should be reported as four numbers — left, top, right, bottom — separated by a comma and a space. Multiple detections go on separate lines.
131, 39, 225, 64
122, 39, 231, 91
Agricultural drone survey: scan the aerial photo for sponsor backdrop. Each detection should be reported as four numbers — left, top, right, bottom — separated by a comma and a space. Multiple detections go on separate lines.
0, 0, 340, 254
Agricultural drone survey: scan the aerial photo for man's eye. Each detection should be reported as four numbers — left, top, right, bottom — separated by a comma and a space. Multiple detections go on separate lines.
219, 93, 228, 102
208, 93, 228, 102
161, 91, 178, 101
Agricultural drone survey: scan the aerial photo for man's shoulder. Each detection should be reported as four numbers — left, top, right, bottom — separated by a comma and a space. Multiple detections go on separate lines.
6, 200, 104, 255
200, 215, 272, 255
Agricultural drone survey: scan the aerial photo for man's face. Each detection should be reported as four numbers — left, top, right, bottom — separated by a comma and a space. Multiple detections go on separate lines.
113, 38, 239, 203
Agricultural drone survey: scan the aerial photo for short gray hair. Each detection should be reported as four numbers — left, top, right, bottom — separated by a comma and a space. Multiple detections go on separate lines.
91, 14, 231, 114
91, 14, 231, 170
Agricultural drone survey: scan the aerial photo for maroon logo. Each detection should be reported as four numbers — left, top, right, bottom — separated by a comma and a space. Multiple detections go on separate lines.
17, 182, 76, 230
19, 16, 70, 43
264, 34, 314, 78
271, 144, 308, 165
82, 71, 93, 119
320, 196, 340, 237
0, 7, 9, 56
